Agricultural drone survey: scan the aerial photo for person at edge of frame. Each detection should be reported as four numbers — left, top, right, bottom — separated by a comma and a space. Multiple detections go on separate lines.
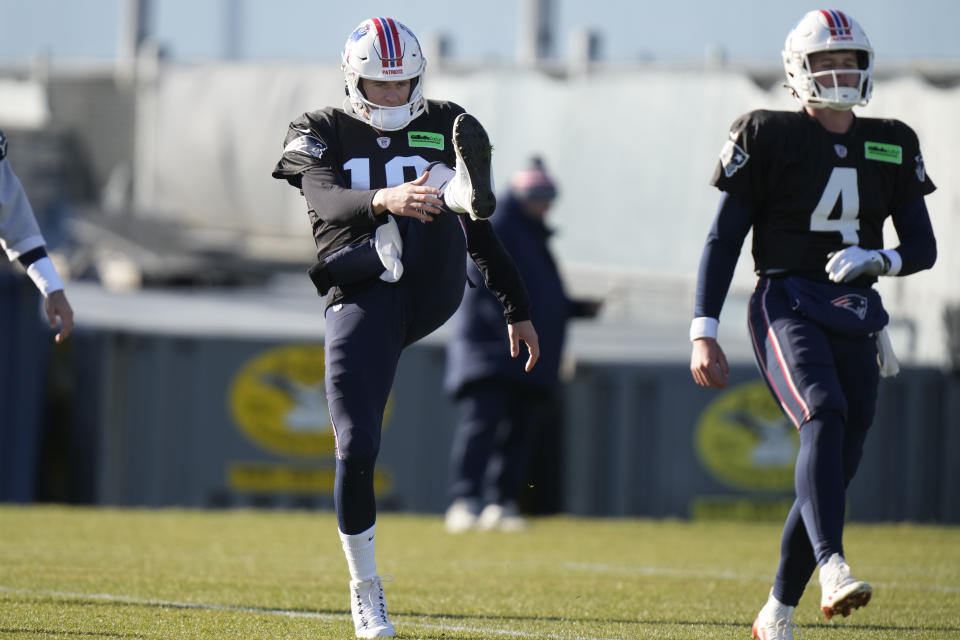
0, 129, 73, 343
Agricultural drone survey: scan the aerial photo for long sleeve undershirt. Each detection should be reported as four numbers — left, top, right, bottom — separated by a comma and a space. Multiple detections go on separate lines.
693, 193, 937, 321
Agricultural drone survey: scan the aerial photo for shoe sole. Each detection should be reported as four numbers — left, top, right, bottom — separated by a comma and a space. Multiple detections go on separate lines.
821, 581, 872, 619
452, 113, 496, 220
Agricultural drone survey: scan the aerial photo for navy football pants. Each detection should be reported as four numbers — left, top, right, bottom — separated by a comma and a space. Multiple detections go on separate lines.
748, 277, 878, 606
325, 166, 467, 535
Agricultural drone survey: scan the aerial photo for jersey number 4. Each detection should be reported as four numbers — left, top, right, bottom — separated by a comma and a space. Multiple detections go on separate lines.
809, 167, 859, 244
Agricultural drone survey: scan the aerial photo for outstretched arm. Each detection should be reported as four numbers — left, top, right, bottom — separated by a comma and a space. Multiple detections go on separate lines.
463, 217, 531, 325
689, 192, 753, 388
464, 218, 539, 371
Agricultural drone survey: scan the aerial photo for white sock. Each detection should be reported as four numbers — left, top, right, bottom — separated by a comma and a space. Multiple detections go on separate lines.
339, 523, 377, 582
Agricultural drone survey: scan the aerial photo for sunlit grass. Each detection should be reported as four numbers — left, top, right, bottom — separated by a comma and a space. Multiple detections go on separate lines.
1, 506, 957, 639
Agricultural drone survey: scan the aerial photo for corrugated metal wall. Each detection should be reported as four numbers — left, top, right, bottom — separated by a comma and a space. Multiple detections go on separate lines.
14, 323, 956, 523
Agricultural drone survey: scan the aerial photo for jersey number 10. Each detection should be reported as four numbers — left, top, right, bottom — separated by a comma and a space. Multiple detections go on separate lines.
343, 155, 431, 190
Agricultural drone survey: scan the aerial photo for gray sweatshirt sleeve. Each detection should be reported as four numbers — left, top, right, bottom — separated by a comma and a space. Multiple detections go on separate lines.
0, 158, 45, 260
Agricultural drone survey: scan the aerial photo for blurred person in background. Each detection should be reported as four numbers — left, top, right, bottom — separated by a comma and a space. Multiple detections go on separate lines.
0, 130, 73, 343
444, 156, 601, 533
271, 17, 539, 639
688, 9, 936, 640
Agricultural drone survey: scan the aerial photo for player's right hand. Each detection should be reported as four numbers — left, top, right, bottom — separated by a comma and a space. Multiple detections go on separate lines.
372, 172, 445, 221
690, 337, 730, 389
508, 320, 540, 372
44, 289, 74, 343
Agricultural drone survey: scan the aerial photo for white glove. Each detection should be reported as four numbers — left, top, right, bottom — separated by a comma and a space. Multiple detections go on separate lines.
825, 246, 890, 283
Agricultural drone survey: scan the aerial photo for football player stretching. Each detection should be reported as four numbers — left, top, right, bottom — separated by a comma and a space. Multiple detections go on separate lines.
272, 17, 539, 639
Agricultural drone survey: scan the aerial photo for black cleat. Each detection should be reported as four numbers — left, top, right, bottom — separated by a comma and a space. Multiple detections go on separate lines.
446, 113, 496, 220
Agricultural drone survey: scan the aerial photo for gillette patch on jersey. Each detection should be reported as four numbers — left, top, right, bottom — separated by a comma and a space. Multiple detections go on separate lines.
408, 131, 444, 150
864, 142, 902, 164
719, 139, 749, 177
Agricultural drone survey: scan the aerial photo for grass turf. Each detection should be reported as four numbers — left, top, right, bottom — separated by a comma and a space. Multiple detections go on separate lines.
0, 506, 958, 639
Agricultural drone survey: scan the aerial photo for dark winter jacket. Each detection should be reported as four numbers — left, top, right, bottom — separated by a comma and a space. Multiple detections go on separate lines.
445, 192, 594, 395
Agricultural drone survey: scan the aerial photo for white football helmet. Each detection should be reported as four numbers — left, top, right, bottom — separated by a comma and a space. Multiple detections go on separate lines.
782, 9, 873, 110
341, 17, 426, 131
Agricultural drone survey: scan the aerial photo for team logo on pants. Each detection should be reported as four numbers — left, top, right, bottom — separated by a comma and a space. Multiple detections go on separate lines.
831, 294, 868, 320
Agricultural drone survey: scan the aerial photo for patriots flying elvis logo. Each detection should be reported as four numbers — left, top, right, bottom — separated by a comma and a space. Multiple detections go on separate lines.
284, 135, 326, 160
831, 294, 868, 320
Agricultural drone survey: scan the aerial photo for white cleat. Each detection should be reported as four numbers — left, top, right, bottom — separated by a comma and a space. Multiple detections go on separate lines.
444, 497, 480, 533
443, 113, 496, 221
477, 502, 528, 532
751, 593, 797, 640
751, 616, 799, 640
819, 553, 872, 620
349, 575, 395, 638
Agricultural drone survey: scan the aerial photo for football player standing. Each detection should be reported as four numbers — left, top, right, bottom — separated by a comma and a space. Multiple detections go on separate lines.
0, 130, 73, 343
272, 17, 539, 639
688, 9, 937, 640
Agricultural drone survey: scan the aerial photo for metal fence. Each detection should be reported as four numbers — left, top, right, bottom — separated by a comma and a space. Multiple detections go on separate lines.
5, 312, 956, 523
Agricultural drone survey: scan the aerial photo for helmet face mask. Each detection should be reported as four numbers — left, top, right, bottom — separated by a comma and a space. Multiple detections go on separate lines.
341, 17, 426, 131
782, 9, 873, 111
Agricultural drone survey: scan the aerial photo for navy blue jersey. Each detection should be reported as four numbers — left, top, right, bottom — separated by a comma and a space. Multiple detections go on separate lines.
272, 101, 530, 322
272, 101, 463, 259
711, 110, 935, 275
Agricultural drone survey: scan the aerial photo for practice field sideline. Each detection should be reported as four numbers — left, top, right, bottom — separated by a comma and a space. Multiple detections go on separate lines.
1, 506, 957, 639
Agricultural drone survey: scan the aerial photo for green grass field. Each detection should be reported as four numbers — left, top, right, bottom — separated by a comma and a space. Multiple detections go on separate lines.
1, 506, 958, 639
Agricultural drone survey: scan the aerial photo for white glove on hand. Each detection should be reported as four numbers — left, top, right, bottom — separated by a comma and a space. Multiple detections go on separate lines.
825, 246, 890, 283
